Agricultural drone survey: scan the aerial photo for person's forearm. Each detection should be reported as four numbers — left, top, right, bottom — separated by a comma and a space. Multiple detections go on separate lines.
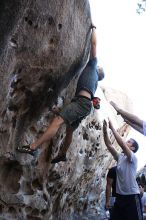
109, 121, 132, 159
119, 109, 143, 127
110, 101, 143, 127
104, 131, 118, 160
104, 132, 112, 149
125, 119, 143, 134
110, 123, 125, 148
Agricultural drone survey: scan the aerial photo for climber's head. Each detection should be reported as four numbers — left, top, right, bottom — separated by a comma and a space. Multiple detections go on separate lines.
97, 66, 105, 81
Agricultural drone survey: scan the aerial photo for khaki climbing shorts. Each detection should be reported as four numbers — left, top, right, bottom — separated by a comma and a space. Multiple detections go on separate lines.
59, 96, 92, 130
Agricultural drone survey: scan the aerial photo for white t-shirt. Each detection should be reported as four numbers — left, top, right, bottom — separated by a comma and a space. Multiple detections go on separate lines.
143, 121, 146, 136
116, 152, 140, 195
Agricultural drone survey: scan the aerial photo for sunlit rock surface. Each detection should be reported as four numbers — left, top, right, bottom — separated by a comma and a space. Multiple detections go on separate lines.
0, 83, 132, 220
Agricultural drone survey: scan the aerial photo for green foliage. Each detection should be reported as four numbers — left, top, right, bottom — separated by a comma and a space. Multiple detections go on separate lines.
137, 0, 146, 14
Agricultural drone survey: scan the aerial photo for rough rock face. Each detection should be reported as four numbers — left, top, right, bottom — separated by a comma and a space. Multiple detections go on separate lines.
0, 85, 132, 220
0, 1, 132, 219
0, 0, 92, 152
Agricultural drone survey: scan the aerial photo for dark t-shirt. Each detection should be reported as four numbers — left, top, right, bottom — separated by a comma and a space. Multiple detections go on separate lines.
107, 166, 117, 197
75, 57, 98, 99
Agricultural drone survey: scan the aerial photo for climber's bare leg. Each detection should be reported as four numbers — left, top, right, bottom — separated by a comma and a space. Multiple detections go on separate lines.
30, 116, 64, 150
51, 126, 73, 163
59, 126, 73, 156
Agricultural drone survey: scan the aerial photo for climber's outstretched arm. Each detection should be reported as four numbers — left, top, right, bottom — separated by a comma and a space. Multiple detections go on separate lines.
90, 26, 97, 58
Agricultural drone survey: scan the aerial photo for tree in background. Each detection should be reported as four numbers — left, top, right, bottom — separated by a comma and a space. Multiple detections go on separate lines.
137, 0, 146, 14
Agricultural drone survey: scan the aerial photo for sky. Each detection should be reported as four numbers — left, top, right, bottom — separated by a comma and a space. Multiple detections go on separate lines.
89, 0, 146, 170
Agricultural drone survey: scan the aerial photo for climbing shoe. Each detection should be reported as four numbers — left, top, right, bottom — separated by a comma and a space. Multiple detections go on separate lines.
51, 155, 67, 164
16, 145, 36, 156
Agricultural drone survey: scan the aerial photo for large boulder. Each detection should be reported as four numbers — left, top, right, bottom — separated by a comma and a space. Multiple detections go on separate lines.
0, 0, 91, 150
0, 1, 132, 219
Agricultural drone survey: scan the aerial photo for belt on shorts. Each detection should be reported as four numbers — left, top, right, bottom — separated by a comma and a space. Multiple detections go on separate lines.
76, 95, 91, 101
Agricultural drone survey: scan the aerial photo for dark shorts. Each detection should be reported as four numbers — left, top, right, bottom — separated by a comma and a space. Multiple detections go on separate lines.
112, 194, 143, 220
59, 96, 92, 130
